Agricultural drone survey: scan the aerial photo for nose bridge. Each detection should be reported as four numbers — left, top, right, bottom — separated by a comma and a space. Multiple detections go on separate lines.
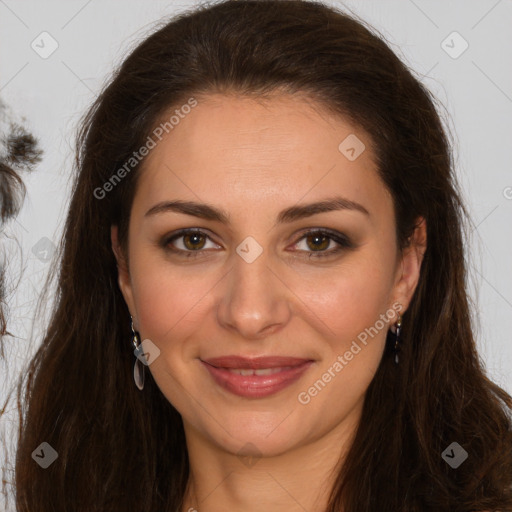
217, 239, 290, 338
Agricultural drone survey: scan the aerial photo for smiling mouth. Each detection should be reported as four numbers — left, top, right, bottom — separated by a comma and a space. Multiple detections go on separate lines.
200, 356, 314, 398
202, 354, 312, 369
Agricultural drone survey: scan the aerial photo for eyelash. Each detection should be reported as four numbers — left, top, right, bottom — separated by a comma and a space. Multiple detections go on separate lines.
160, 228, 354, 259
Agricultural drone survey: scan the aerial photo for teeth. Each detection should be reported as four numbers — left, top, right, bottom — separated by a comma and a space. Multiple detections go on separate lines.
226, 366, 294, 376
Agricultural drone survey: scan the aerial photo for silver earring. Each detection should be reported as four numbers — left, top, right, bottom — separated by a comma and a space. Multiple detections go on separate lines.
389, 313, 402, 365
131, 316, 145, 390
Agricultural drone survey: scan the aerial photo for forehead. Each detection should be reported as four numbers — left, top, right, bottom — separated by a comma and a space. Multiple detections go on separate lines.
131, 93, 392, 224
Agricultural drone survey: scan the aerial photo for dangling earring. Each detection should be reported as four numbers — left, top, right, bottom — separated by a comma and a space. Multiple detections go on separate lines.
131, 316, 145, 390
388, 313, 402, 365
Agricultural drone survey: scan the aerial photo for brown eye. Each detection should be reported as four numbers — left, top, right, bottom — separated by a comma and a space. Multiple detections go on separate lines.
305, 233, 330, 252
162, 229, 219, 257
182, 232, 207, 250
291, 229, 354, 259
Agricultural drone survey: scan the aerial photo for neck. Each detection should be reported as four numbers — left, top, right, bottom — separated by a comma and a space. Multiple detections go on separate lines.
180, 402, 362, 512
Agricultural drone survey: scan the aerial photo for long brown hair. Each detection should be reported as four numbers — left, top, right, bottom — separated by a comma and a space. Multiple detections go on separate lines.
5, 1, 512, 510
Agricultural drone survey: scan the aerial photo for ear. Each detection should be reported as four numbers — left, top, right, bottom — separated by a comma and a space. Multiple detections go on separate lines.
111, 225, 136, 318
391, 217, 427, 313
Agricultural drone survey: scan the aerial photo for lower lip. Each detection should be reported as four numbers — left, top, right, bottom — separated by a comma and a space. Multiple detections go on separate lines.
200, 360, 314, 398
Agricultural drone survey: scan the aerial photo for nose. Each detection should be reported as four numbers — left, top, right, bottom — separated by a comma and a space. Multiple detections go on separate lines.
216, 246, 291, 340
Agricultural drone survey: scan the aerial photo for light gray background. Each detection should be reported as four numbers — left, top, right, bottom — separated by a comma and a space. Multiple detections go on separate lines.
0, 1, 511, 506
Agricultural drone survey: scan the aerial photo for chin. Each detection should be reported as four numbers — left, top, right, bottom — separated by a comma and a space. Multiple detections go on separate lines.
202, 408, 310, 457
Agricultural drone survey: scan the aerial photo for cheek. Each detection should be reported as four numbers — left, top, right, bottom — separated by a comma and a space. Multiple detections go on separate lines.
128, 248, 225, 372
297, 254, 396, 344
131, 260, 207, 341
293, 254, 396, 403
295, 265, 394, 414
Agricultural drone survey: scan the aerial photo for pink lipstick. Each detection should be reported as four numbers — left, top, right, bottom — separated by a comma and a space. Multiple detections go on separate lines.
200, 355, 314, 398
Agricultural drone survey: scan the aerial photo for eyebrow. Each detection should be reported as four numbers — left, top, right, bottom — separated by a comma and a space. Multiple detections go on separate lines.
144, 196, 370, 224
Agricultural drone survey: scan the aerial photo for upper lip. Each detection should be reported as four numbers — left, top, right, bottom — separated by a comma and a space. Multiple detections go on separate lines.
202, 356, 313, 369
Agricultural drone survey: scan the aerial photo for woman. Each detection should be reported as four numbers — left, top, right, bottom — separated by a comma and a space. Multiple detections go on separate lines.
9, 1, 512, 511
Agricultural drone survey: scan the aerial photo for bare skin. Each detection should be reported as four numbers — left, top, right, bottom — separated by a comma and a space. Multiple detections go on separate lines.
111, 92, 427, 512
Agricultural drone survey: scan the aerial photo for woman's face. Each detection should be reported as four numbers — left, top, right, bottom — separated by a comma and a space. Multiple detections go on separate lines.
112, 92, 425, 458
